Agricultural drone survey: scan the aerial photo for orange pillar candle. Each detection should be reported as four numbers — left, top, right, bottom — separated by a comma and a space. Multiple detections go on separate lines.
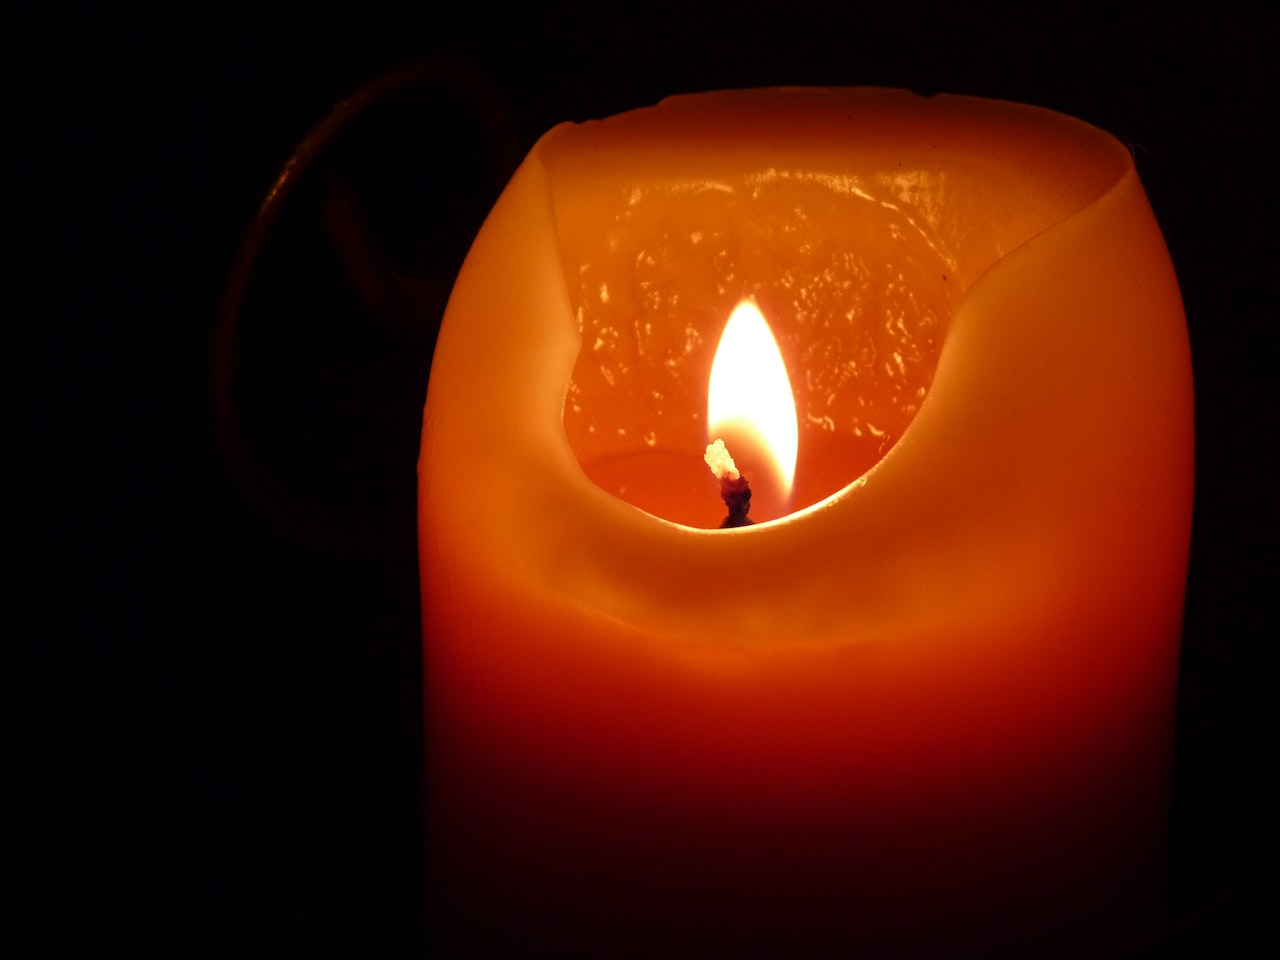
419, 88, 1193, 957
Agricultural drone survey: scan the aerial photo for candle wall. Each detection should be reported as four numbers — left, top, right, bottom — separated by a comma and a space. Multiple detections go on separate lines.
419, 89, 1193, 957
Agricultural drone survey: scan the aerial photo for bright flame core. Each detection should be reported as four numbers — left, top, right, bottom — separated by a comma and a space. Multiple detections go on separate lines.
707, 301, 798, 500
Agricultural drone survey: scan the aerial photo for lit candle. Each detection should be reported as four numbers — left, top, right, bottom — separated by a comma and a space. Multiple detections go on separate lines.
419, 88, 1193, 956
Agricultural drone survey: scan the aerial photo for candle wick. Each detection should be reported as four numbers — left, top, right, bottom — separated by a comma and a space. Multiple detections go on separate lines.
704, 439, 754, 528
718, 475, 754, 528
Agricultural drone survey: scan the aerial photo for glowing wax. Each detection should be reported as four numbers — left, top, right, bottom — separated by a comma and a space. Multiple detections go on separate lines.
419, 88, 1193, 956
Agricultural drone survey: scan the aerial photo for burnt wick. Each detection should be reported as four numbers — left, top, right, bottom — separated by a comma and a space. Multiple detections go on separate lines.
704, 439, 754, 528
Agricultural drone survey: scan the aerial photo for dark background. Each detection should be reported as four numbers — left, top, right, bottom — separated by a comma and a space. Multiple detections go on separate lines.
13, 2, 1276, 956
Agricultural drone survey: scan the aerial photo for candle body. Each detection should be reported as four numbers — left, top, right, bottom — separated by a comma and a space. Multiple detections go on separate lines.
419, 89, 1193, 956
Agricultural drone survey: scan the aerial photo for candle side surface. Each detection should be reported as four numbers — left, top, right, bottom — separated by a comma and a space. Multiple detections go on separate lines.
419, 88, 1193, 957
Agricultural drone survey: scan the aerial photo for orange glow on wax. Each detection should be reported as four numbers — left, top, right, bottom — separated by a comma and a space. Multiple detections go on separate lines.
707, 300, 798, 522
422, 89, 1195, 955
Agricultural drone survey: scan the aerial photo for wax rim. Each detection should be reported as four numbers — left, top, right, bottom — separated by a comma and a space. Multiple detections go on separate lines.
421, 87, 1192, 650
536, 87, 1135, 532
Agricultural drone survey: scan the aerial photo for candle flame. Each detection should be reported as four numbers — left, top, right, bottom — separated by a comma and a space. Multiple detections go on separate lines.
707, 301, 798, 502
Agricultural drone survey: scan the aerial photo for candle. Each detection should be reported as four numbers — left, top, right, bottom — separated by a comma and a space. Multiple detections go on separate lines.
419, 88, 1193, 956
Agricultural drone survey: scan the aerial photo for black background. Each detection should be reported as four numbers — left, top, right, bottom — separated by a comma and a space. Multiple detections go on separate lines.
13, 2, 1277, 957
